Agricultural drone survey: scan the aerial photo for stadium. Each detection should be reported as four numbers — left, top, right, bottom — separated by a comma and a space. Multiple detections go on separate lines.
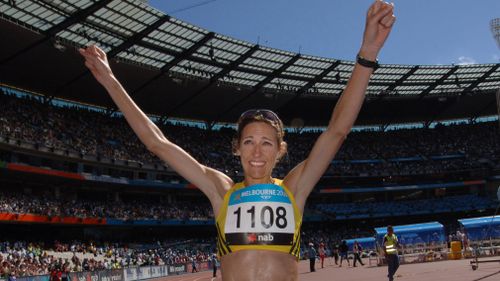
0, 0, 499, 281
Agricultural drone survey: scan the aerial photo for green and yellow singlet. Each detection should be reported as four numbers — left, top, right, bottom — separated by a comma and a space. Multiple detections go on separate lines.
215, 179, 302, 260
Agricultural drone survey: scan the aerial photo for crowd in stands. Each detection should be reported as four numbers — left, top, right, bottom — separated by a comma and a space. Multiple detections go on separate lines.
1, 219, 481, 279
0, 90, 499, 178
1, 89, 499, 279
0, 191, 212, 221
0, 239, 214, 278
0, 168, 490, 234
312, 194, 498, 219
0, 224, 380, 279
1, 189, 496, 223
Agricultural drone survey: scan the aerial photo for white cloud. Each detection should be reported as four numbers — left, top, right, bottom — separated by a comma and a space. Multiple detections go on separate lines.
456, 56, 477, 65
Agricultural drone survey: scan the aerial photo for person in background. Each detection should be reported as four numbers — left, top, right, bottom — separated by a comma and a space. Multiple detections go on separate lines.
190, 257, 198, 273
332, 242, 340, 265
384, 225, 401, 281
353, 240, 365, 267
211, 253, 218, 278
318, 242, 326, 269
339, 240, 350, 267
308, 242, 317, 272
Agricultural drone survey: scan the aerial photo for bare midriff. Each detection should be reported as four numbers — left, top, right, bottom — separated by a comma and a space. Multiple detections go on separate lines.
220, 250, 297, 281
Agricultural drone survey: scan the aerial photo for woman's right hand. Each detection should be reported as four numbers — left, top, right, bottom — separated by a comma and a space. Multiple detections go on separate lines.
79, 47, 230, 210
79, 45, 116, 88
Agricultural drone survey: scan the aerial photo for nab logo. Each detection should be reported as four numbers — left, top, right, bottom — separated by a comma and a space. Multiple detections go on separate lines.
260, 195, 271, 200
258, 233, 274, 242
247, 233, 257, 243
234, 193, 241, 201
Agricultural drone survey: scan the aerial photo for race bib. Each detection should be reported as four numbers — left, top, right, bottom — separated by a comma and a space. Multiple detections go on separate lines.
225, 184, 295, 245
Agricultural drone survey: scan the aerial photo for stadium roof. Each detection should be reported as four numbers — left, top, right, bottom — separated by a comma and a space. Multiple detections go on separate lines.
1, 0, 500, 127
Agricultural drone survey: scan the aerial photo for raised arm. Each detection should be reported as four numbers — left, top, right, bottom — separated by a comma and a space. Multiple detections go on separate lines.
79, 46, 231, 210
284, 0, 396, 209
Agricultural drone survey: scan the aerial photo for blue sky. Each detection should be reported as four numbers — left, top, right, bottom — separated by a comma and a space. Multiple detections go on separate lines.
148, 0, 500, 65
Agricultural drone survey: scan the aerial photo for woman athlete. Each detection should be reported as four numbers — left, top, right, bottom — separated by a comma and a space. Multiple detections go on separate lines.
79, 1, 395, 280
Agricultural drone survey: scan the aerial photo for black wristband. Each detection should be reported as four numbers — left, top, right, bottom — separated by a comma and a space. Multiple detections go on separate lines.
356, 54, 379, 70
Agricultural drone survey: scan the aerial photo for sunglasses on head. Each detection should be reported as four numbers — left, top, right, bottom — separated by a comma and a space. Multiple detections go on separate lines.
238, 109, 280, 123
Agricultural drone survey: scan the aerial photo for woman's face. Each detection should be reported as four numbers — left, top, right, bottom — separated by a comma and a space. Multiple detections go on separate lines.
235, 121, 282, 184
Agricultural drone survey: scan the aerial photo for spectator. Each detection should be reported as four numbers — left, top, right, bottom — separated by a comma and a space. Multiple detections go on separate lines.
308, 243, 316, 272
353, 241, 364, 267
339, 240, 350, 267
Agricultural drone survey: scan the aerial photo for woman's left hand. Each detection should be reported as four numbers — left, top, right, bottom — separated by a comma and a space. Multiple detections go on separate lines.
360, 0, 396, 59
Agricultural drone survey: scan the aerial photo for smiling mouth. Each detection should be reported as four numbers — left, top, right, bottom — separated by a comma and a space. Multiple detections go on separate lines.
249, 161, 265, 167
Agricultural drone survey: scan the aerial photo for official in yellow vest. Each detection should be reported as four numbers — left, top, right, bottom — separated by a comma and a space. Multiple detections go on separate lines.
383, 225, 400, 281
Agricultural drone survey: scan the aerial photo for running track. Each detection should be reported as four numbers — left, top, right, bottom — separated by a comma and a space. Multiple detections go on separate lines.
157, 257, 500, 281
